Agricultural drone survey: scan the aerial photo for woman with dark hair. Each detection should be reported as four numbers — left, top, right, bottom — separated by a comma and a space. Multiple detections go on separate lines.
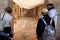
0, 7, 13, 40
4, 7, 12, 14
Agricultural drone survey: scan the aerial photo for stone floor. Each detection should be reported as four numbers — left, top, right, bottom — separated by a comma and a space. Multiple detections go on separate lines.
13, 17, 60, 40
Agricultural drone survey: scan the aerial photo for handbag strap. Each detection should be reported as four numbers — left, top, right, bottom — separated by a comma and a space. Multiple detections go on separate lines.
41, 17, 52, 25
41, 17, 47, 25
1, 13, 5, 20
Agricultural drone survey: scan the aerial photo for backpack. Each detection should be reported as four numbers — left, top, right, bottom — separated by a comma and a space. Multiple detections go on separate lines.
0, 13, 5, 31
41, 17, 56, 40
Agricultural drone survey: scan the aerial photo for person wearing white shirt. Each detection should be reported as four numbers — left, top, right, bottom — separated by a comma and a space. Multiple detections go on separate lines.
46, 3, 57, 29
0, 7, 13, 38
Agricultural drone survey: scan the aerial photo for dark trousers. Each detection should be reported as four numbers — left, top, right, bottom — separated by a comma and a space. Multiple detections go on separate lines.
4, 27, 13, 37
0, 32, 11, 40
37, 37, 43, 40
0, 35, 11, 40
4, 27, 11, 34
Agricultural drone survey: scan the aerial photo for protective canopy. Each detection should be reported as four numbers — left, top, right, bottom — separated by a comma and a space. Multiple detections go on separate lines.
13, 0, 45, 9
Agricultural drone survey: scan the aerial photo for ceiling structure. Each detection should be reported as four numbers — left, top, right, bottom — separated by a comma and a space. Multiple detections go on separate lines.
13, 0, 44, 9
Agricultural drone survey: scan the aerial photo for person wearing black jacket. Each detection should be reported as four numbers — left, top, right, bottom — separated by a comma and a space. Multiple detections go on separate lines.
36, 8, 55, 40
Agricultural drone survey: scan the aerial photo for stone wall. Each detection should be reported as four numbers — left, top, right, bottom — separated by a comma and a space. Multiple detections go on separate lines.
0, 0, 12, 13
12, 2, 44, 19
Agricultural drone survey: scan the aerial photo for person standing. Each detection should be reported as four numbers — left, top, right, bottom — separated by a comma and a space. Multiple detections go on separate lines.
36, 8, 55, 40
46, 3, 57, 29
0, 7, 13, 40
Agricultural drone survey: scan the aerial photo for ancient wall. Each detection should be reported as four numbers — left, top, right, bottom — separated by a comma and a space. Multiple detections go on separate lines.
0, 0, 8, 13
12, 2, 44, 20
0, 0, 12, 13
